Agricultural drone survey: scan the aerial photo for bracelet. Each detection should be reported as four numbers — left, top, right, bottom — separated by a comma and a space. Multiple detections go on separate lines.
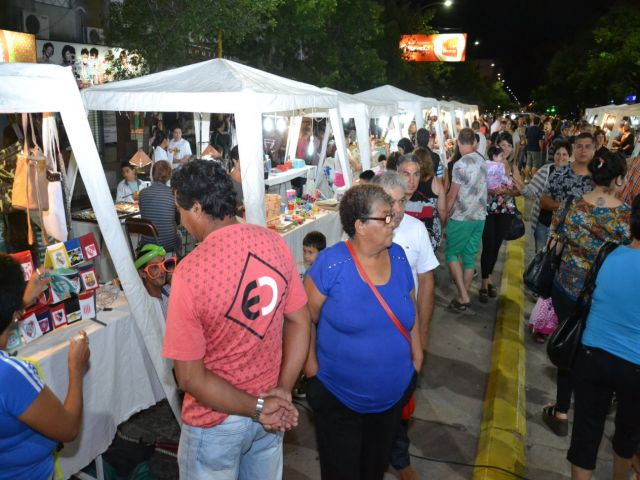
253, 397, 264, 422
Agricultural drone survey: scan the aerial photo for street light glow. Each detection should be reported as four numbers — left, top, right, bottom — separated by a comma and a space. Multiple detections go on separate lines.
474, 40, 480, 46
490, 63, 495, 67
444, 0, 453, 6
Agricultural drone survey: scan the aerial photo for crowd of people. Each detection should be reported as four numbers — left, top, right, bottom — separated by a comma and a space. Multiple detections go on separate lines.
2, 108, 640, 480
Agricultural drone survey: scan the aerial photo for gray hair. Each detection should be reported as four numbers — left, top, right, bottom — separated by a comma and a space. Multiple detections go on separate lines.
339, 184, 392, 238
371, 171, 407, 194
396, 153, 421, 170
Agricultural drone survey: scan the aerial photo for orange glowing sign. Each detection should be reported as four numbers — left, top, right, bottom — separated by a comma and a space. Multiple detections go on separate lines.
399, 33, 467, 62
0, 30, 36, 63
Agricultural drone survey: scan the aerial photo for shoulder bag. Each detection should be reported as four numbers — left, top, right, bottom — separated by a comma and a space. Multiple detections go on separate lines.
346, 240, 415, 419
523, 196, 574, 298
547, 241, 619, 369
505, 205, 525, 241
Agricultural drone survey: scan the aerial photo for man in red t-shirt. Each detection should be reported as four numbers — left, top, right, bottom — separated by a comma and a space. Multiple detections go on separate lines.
163, 161, 310, 479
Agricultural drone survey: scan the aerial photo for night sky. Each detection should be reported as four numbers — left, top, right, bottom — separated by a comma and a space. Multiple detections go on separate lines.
424, 0, 614, 103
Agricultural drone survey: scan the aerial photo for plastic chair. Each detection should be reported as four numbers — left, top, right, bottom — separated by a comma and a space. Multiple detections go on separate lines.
123, 217, 160, 257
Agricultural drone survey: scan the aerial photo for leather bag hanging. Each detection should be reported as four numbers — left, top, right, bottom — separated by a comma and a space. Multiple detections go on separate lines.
505, 206, 525, 241
12, 113, 49, 212
523, 196, 574, 298
546, 241, 619, 369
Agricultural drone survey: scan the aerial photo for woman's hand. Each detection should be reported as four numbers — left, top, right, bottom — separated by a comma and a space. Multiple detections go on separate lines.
68, 331, 90, 379
22, 268, 50, 307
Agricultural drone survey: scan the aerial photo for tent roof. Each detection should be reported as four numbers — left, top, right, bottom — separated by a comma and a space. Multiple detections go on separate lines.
354, 85, 439, 111
323, 87, 397, 119
82, 58, 338, 114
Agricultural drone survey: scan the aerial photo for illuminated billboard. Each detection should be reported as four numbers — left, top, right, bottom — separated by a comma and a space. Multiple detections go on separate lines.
399, 34, 467, 62
0, 30, 36, 63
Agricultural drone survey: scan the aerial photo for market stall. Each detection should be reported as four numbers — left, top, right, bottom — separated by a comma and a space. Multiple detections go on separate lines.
0, 62, 180, 477
585, 103, 640, 149
354, 85, 446, 161
81, 58, 348, 226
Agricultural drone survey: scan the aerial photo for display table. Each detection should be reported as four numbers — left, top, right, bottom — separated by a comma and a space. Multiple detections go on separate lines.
266, 165, 316, 187
16, 296, 166, 480
279, 209, 343, 266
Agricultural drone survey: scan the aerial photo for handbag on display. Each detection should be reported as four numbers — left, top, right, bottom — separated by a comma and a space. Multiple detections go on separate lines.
505, 207, 525, 241
0, 140, 22, 213
546, 241, 619, 369
523, 196, 574, 298
345, 240, 416, 421
41, 113, 69, 242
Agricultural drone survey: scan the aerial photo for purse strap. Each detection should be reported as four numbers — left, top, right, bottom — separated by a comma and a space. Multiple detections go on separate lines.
345, 240, 411, 345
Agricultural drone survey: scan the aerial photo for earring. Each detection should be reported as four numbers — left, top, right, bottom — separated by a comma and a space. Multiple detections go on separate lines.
615, 177, 624, 187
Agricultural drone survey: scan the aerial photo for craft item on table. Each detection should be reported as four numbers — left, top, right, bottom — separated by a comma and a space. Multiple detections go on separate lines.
286, 189, 296, 202
35, 308, 52, 334
200, 144, 221, 159
6, 324, 22, 350
19, 313, 44, 344
79, 265, 99, 291
265, 193, 282, 224
315, 198, 339, 211
44, 242, 71, 270
45, 267, 80, 303
64, 237, 85, 266
49, 303, 67, 329
78, 292, 96, 321
292, 159, 306, 169
65, 297, 82, 324
9, 250, 34, 280
486, 161, 513, 191
80, 232, 100, 260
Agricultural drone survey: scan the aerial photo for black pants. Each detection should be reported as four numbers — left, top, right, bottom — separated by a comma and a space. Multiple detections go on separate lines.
568, 347, 640, 470
551, 285, 577, 413
480, 213, 513, 280
390, 376, 419, 470
307, 374, 416, 480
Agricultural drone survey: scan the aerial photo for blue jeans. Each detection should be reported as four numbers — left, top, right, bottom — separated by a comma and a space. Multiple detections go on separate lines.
178, 416, 284, 480
533, 223, 549, 253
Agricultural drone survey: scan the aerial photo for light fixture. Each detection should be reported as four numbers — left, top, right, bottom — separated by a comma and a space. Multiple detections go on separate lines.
497, 72, 501, 77
276, 117, 287, 132
129, 149, 152, 168
490, 63, 495, 67
263, 117, 274, 131
444, 0, 453, 6
474, 40, 480, 46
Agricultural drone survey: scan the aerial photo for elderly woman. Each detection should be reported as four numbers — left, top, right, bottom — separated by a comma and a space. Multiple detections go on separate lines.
0, 254, 90, 479
543, 151, 631, 437
568, 195, 640, 480
305, 184, 422, 480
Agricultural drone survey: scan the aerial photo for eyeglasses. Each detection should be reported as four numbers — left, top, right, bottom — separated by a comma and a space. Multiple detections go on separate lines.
143, 258, 176, 279
361, 214, 394, 224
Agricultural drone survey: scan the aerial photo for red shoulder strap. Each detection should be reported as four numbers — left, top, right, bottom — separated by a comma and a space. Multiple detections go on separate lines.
345, 240, 411, 345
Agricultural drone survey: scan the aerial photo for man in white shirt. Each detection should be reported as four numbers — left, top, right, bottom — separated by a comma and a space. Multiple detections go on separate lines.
472, 120, 487, 159
372, 171, 439, 480
168, 127, 192, 168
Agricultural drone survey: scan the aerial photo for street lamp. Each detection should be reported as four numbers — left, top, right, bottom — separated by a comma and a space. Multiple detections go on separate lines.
474, 40, 480, 46
422, 0, 453, 9
490, 63, 495, 67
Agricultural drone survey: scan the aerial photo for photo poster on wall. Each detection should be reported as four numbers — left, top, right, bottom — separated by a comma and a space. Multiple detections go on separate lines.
36, 40, 145, 88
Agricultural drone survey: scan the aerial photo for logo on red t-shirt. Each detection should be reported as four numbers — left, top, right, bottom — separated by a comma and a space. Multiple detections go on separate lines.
225, 253, 288, 339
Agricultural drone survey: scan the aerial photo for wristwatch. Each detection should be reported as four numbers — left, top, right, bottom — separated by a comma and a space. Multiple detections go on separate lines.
253, 397, 265, 422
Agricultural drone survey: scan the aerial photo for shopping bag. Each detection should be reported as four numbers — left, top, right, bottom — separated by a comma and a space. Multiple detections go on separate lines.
528, 296, 558, 335
12, 114, 49, 212
41, 113, 68, 242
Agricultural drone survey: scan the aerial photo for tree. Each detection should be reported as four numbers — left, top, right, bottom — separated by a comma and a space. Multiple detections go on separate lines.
106, 0, 281, 72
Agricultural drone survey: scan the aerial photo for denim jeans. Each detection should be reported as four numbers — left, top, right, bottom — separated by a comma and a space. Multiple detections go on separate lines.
178, 416, 284, 480
533, 223, 549, 253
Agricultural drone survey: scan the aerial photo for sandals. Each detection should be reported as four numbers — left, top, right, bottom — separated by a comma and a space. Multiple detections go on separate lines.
487, 284, 498, 297
542, 405, 569, 436
479, 289, 489, 303
448, 299, 470, 313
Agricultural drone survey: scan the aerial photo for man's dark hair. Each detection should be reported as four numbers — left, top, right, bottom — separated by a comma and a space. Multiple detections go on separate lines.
229, 146, 239, 161
472, 121, 480, 130
152, 160, 172, 183
172, 160, 237, 220
533, 116, 540, 126
631, 195, 640, 240
121, 160, 135, 171
416, 128, 429, 148
303, 231, 327, 251
553, 140, 573, 157
386, 152, 401, 171
81, 48, 89, 56
588, 151, 627, 187
90, 47, 99, 57
575, 132, 596, 144
496, 132, 514, 147
457, 128, 476, 146
359, 170, 375, 182
0, 254, 26, 334
397, 137, 414, 154
487, 145, 503, 160
339, 184, 392, 238
61, 45, 75, 59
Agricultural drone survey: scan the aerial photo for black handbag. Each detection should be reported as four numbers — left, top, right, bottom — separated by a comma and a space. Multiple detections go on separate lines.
546, 241, 619, 369
505, 208, 525, 241
523, 196, 574, 298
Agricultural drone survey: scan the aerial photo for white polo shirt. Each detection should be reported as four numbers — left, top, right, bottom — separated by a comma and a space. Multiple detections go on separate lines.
168, 138, 192, 168
393, 213, 439, 289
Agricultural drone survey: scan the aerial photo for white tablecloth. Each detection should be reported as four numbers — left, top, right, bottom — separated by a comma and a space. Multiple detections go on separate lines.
265, 166, 315, 187
16, 297, 166, 479
280, 210, 343, 266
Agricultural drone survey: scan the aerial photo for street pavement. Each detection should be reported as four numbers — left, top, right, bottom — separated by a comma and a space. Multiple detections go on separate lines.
96, 202, 619, 479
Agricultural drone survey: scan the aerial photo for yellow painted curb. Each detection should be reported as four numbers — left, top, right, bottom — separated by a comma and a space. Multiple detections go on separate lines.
473, 197, 527, 480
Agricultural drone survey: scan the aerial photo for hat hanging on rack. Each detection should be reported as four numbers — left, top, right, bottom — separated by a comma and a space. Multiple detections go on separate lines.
129, 149, 152, 168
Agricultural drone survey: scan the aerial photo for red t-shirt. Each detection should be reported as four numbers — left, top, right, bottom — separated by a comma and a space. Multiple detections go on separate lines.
162, 223, 307, 427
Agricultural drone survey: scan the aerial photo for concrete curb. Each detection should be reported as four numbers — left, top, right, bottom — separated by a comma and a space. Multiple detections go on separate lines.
473, 197, 527, 480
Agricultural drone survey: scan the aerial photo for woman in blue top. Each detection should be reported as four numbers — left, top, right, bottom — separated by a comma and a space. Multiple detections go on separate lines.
304, 184, 422, 480
567, 195, 640, 480
0, 254, 90, 480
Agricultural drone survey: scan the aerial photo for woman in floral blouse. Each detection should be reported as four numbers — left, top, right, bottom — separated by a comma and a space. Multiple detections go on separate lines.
543, 151, 631, 437
479, 133, 522, 302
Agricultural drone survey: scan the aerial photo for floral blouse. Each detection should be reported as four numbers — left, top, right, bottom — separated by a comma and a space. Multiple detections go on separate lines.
552, 198, 631, 299
487, 193, 516, 215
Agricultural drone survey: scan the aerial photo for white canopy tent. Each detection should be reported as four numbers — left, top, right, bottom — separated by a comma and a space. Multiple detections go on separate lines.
584, 103, 640, 148
0, 63, 181, 424
82, 58, 345, 225
355, 85, 445, 161
322, 87, 398, 171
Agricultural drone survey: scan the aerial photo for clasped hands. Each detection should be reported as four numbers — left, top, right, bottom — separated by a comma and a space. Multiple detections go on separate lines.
256, 387, 299, 433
